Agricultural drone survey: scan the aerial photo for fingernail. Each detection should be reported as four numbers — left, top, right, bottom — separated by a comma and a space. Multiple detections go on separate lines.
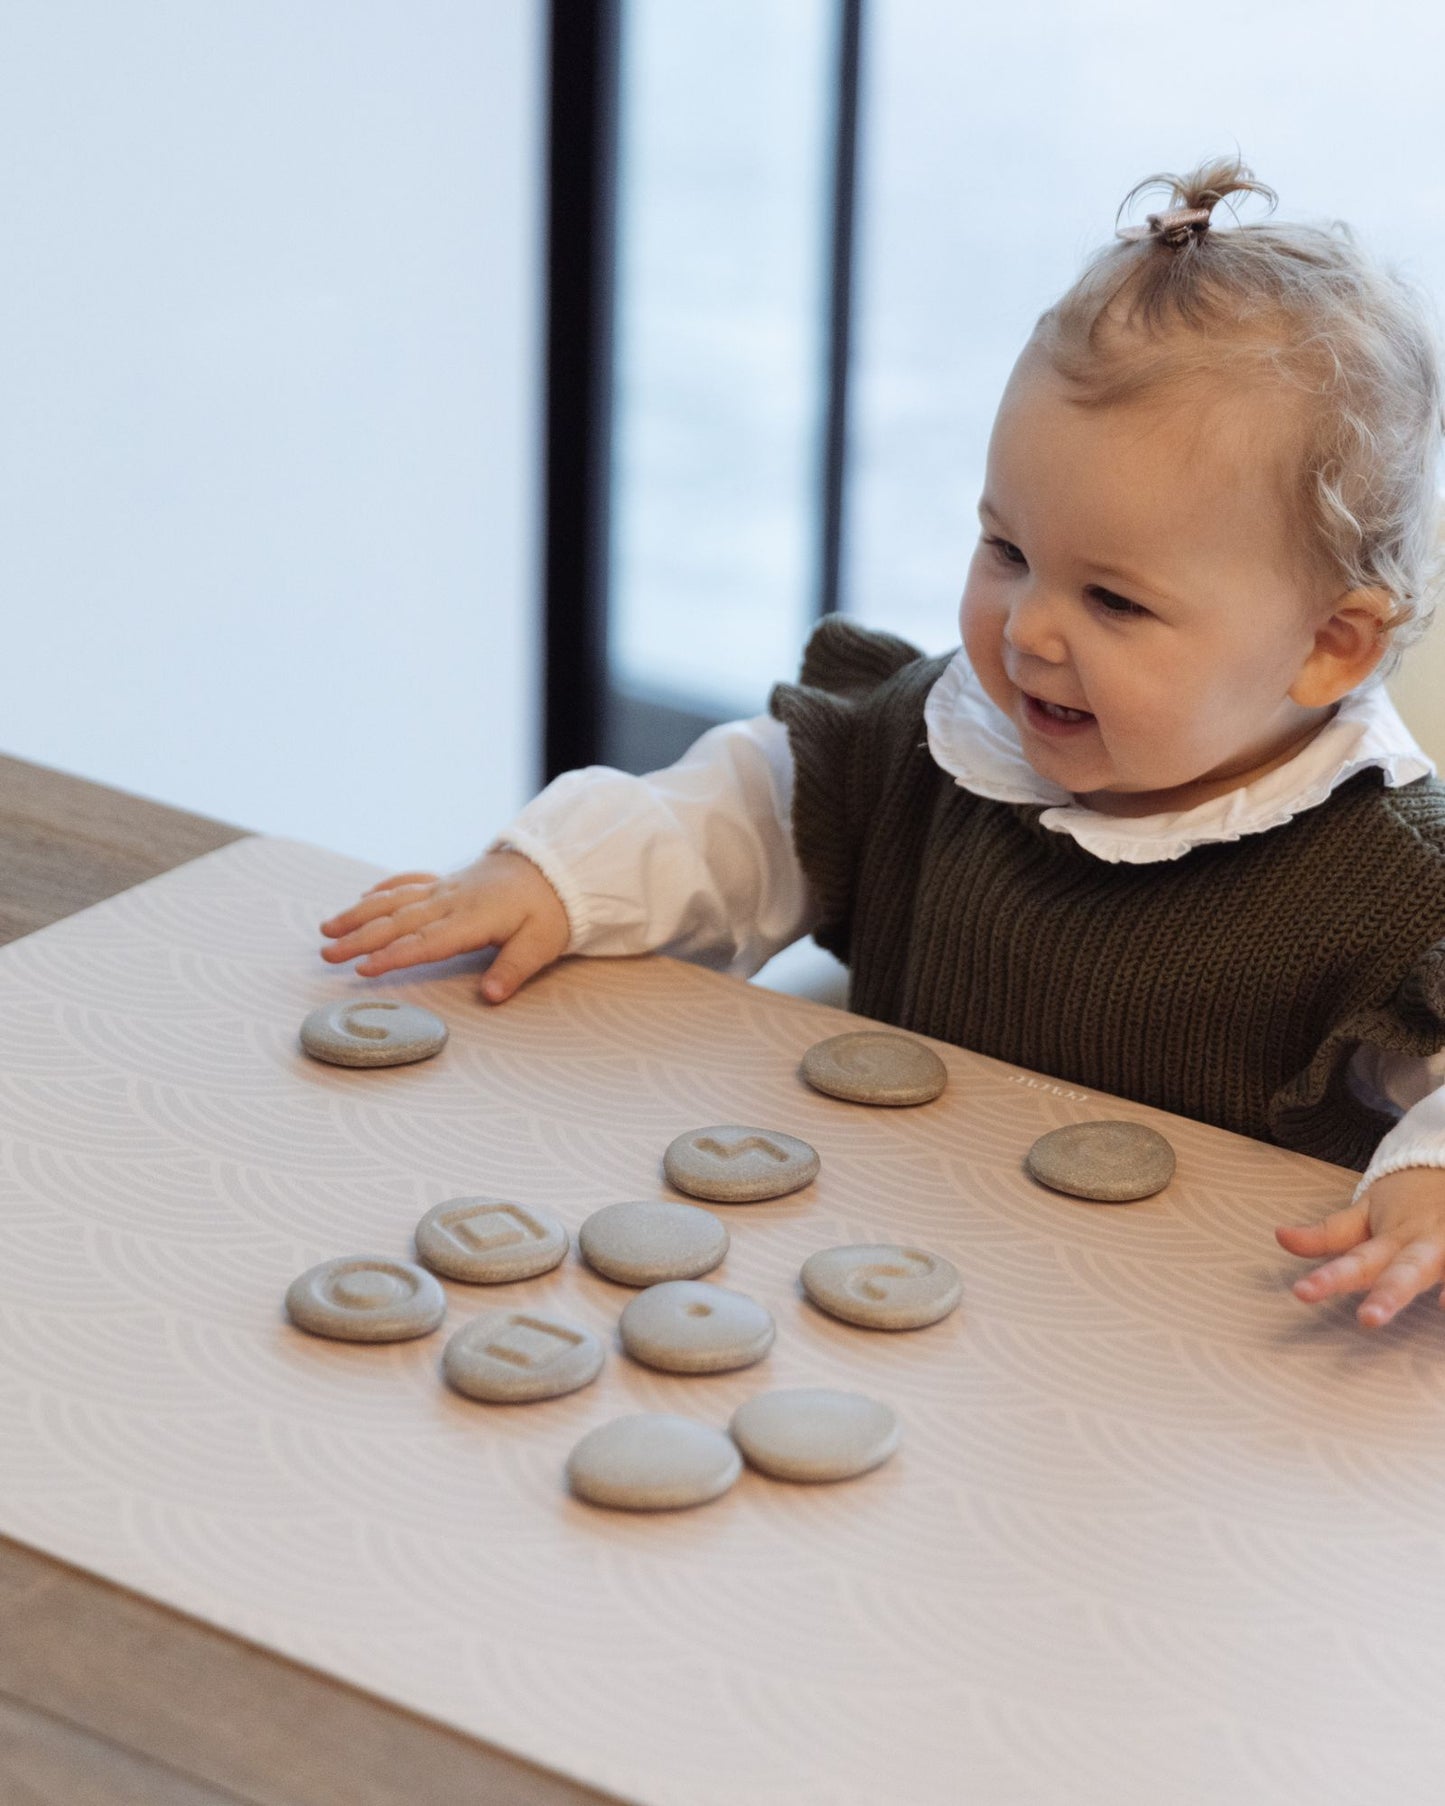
1359, 1304, 1388, 1327
482, 978, 503, 1001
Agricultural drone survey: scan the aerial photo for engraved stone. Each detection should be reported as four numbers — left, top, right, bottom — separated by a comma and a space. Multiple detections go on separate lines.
299, 999, 448, 1069
619, 1280, 774, 1374
285, 1256, 446, 1342
566, 1413, 741, 1511
800, 1031, 947, 1107
443, 1307, 603, 1402
578, 1200, 728, 1286
729, 1388, 901, 1482
800, 1243, 961, 1331
1025, 1119, 1176, 1202
663, 1125, 819, 1203
415, 1197, 568, 1283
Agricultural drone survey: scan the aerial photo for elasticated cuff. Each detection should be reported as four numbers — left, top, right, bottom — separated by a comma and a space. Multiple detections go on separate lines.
488, 830, 591, 955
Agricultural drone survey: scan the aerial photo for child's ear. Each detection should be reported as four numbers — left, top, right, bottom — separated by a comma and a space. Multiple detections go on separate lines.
1288, 586, 1397, 708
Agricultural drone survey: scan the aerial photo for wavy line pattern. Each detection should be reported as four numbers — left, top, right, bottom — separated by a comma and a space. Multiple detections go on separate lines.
0, 833, 1443, 1804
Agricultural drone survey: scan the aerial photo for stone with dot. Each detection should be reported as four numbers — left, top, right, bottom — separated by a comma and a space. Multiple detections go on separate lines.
619, 1280, 775, 1374
285, 1256, 446, 1342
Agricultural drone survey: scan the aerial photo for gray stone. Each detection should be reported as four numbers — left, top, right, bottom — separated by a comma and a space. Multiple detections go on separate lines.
442, 1307, 603, 1402
578, 1200, 728, 1286
663, 1125, 819, 1203
800, 1243, 962, 1331
729, 1388, 901, 1482
619, 1280, 775, 1374
300, 998, 447, 1069
800, 1031, 947, 1107
1025, 1119, 1176, 1202
566, 1414, 741, 1511
285, 1256, 446, 1342
416, 1197, 568, 1283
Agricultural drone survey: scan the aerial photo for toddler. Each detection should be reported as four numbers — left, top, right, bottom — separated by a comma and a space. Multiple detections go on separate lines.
321, 157, 1445, 1331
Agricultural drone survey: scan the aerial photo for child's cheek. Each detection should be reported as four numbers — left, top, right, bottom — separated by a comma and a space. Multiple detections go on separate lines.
959, 573, 1006, 683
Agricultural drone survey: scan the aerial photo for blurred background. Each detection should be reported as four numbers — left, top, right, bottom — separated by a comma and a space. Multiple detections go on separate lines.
3, 0, 1443, 870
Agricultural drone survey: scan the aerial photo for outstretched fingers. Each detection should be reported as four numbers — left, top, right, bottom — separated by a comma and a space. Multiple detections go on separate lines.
1357, 1239, 1445, 1329
321, 894, 447, 964
1287, 1234, 1400, 1307
355, 915, 486, 977
320, 882, 438, 949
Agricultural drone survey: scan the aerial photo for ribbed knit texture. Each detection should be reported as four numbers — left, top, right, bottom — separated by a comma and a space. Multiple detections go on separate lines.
769, 618, 1445, 1170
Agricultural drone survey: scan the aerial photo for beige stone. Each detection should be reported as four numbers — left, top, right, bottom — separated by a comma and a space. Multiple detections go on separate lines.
800, 1031, 947, 1106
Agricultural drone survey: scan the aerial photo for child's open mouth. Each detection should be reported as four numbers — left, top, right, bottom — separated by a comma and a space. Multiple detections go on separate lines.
1023, 692, 1095, 736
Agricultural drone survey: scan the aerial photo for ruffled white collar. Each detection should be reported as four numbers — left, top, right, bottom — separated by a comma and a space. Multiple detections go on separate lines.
922, 648, 1435, 864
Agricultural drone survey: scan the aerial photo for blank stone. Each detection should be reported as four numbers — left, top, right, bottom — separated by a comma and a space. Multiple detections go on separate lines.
800, 1031, 947, 1107
285, 1256, 446, 1342
729, 1388, 901, 1482
619, 1280, 775, 1374
800, 1243, 962, 1331
1025, 1120, 1176, 1202
300, 999, 448, 1069
663, 1125, 819, 1203
578, 1200, 728, 1286
566, 1414, 742, 1511
416, 1197, 568, 1283
443, 1307, 603, 1403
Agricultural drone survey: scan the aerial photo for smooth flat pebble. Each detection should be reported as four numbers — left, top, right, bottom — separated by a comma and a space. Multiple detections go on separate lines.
443, 1307, 603, 1402
285, 1256, 446, 1342
1026, 1119, 1176, 1202
729, 1388, 901, 1482
566, 1413, 742, 1511
300, 998, 448, 1069
578, 1200, 728, 1286
663, 1125, 819, 1203
800, 1243, 962, 1331
800, 1031, 947, 1107
619, 1280, 775, 1374
416, 1196, 568, 1283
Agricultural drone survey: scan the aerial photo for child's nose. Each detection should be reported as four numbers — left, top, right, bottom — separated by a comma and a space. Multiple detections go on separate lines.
1003, 583, 1069, 664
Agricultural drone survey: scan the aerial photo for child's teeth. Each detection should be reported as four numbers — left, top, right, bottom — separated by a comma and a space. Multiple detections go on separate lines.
1041, 700, 1087, 721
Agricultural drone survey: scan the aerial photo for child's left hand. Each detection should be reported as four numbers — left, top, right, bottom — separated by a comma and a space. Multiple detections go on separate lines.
1277, 1166, 1445, 1328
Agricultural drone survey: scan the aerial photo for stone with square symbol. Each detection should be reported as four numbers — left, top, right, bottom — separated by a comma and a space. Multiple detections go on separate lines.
443, 1307, 604, 1402
415, 1197, 569, 1283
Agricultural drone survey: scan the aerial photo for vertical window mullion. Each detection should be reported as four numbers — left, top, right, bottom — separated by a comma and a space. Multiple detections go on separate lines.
543, 0, 621, 781
818, 0, 865, 621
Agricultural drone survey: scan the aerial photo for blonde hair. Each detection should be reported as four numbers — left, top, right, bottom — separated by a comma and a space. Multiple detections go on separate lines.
1031, 155, 1445, 665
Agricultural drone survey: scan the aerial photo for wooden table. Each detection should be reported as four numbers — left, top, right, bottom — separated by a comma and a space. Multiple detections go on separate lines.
0, 754, 614, 1806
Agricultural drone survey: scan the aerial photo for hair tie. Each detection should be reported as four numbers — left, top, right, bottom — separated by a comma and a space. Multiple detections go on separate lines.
1116, 206, 1213, 248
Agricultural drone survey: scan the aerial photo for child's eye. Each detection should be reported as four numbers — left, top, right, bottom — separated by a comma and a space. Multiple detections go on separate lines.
984, 535, 1027, 567
1086, 584, 1150, 619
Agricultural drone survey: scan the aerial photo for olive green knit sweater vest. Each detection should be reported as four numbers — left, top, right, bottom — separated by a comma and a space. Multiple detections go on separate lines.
769, 618, 1445, 1170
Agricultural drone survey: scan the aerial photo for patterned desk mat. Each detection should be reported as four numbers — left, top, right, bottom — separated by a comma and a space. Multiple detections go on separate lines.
2, 835, 1444, 1804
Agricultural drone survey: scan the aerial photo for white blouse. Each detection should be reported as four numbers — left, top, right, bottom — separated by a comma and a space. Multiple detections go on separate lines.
496, 649, 1445, 1198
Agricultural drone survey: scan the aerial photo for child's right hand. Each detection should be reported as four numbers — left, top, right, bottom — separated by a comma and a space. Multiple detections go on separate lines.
318, 850, 571, 1002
